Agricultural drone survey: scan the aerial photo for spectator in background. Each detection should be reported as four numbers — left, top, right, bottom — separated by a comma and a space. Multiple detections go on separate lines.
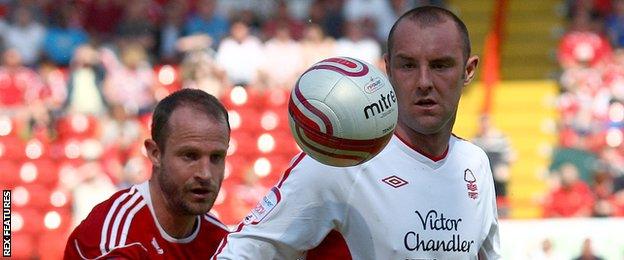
42, 4, 89, 67
64, 160, 117, 228
343, 0, 397, 41
261, 0, 305, 41
573, 238, 604, 260
543, 163, 595, 217
300, 23, 336, 68
62, 44, 110, 116
215, 19, 264, 87
606, 0, 624, 48
184, 0, 230, 49
472, 115, 515, 217
178, 34, 227, 98
335, 20, 382, 66
259, 25, 303, 89
0, 48, 45, 110
307, 0, 345, 40
116, 0, 158, 52
3, 5, 45, 66
558, 10, 612, 69
82, 0, 124, 43
158, 0, 188, 63
529, 238, 564, 260
101, 43, 157, 116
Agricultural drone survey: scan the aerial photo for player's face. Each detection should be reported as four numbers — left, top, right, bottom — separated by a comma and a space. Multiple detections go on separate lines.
385, 19, 478, 136
148, 106, 229, 216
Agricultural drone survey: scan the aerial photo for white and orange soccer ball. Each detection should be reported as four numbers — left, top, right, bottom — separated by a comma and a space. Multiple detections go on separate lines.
288, 57, 398, 167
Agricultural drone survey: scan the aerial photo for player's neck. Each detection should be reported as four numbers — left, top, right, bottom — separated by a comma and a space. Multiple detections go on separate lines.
148, 180, 197, 239
395, 125, 450, 160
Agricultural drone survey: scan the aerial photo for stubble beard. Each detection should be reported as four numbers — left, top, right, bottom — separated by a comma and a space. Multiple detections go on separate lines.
157, 167, 210, 216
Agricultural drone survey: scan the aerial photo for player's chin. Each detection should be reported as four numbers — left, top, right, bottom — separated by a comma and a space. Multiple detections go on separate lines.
184, 193, 217, 213
183, 200, 214, 215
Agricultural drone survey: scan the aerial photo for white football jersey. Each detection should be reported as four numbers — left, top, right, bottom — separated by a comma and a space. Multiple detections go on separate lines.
214, 134, 501, 260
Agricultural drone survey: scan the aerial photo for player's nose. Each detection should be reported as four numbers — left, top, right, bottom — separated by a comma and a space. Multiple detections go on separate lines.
194, 159, 214, 181
416, 66, 434, 91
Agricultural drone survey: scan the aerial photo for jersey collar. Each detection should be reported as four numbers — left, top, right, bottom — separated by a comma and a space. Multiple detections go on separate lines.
136, 182, 201, 244
392, 133, 455, 169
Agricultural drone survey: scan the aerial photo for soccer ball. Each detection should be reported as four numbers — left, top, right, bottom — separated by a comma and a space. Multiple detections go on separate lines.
288, 57, 398, 167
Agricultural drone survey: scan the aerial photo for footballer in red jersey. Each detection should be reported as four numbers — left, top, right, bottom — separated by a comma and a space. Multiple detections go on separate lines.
65, 89, 231, 259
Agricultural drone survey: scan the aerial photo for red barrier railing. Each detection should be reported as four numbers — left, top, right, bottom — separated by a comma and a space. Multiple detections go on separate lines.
481, 0, 508, 115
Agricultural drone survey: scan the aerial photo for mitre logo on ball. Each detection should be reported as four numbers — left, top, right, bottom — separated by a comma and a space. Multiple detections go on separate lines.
288, 57, 398, 167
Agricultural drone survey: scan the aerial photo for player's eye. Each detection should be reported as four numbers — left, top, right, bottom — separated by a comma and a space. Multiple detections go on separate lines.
182, 152, 200, 161
210, 153, 225, 164
400, 63, 415, 69
431, 63, 450, 70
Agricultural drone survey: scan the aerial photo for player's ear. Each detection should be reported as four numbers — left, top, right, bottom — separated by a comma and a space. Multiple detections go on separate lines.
144, 139, 162, 167
463, 55, 479, 85
383, 53, 391, 79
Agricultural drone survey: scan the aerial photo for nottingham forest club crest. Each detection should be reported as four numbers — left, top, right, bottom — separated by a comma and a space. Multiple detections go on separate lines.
464, 169, 478, 199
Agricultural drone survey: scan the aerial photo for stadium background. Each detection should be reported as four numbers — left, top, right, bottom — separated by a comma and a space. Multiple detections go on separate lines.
0, 0, 623, 258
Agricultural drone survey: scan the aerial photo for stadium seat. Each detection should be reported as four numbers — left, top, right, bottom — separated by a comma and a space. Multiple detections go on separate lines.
11, 232, 37, 259
55, 114, 99, 141
225, 154, 253, 182
253, 155, 290, 187
24, 138, 49, 160
267, 130, 301, 158
229, 108, 262, 133
23, 184, 53, 210
262, 88, 290, 109
0, 159, 20, 188
0, 136, 25, 160
221, 86, 264, 110
0, 115, 18, 137
13, 208, 44, 235
37, 229, 70, 260
30, 159, 59, 187
259, 108, 291, 132
229, 131, 259, 157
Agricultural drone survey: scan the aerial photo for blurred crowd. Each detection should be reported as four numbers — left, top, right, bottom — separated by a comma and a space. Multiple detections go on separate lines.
544, 0, 624, 218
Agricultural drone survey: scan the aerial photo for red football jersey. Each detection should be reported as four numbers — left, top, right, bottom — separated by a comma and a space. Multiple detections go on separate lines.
64, 182, 229, 259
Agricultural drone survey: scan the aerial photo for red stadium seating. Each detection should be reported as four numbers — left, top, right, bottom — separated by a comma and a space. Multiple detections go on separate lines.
266, 130, 301, 158
259, 108, 291, 132
0, 159, 20, 188
229, 131, 259, 157
11, 232, 37, 259
29, 159, 59, 188
13, 208, 44, 235
229, 108, 262, 133
0, 136, 25, 160
23, 184, 53, 210
262, 88, 290, 109
225, 154, 253, 182
55, 114, 100, 141
252, 155, 291, 187
221, 86, 264, 110
37, 229, 70, 260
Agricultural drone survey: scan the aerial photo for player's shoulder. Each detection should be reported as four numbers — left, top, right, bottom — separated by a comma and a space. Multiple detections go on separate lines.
202, 212, 230, 233
281, 152, 353, 186
451, 134, 489, 160
66, 186, 148, 259
75, 186, 140, 227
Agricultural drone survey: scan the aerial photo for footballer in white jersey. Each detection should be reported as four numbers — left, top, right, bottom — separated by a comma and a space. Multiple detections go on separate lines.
213, 134, 500, 259
215, 5, 501, 260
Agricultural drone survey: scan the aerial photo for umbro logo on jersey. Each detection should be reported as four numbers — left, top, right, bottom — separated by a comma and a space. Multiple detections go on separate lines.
382, 175, 408, 188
